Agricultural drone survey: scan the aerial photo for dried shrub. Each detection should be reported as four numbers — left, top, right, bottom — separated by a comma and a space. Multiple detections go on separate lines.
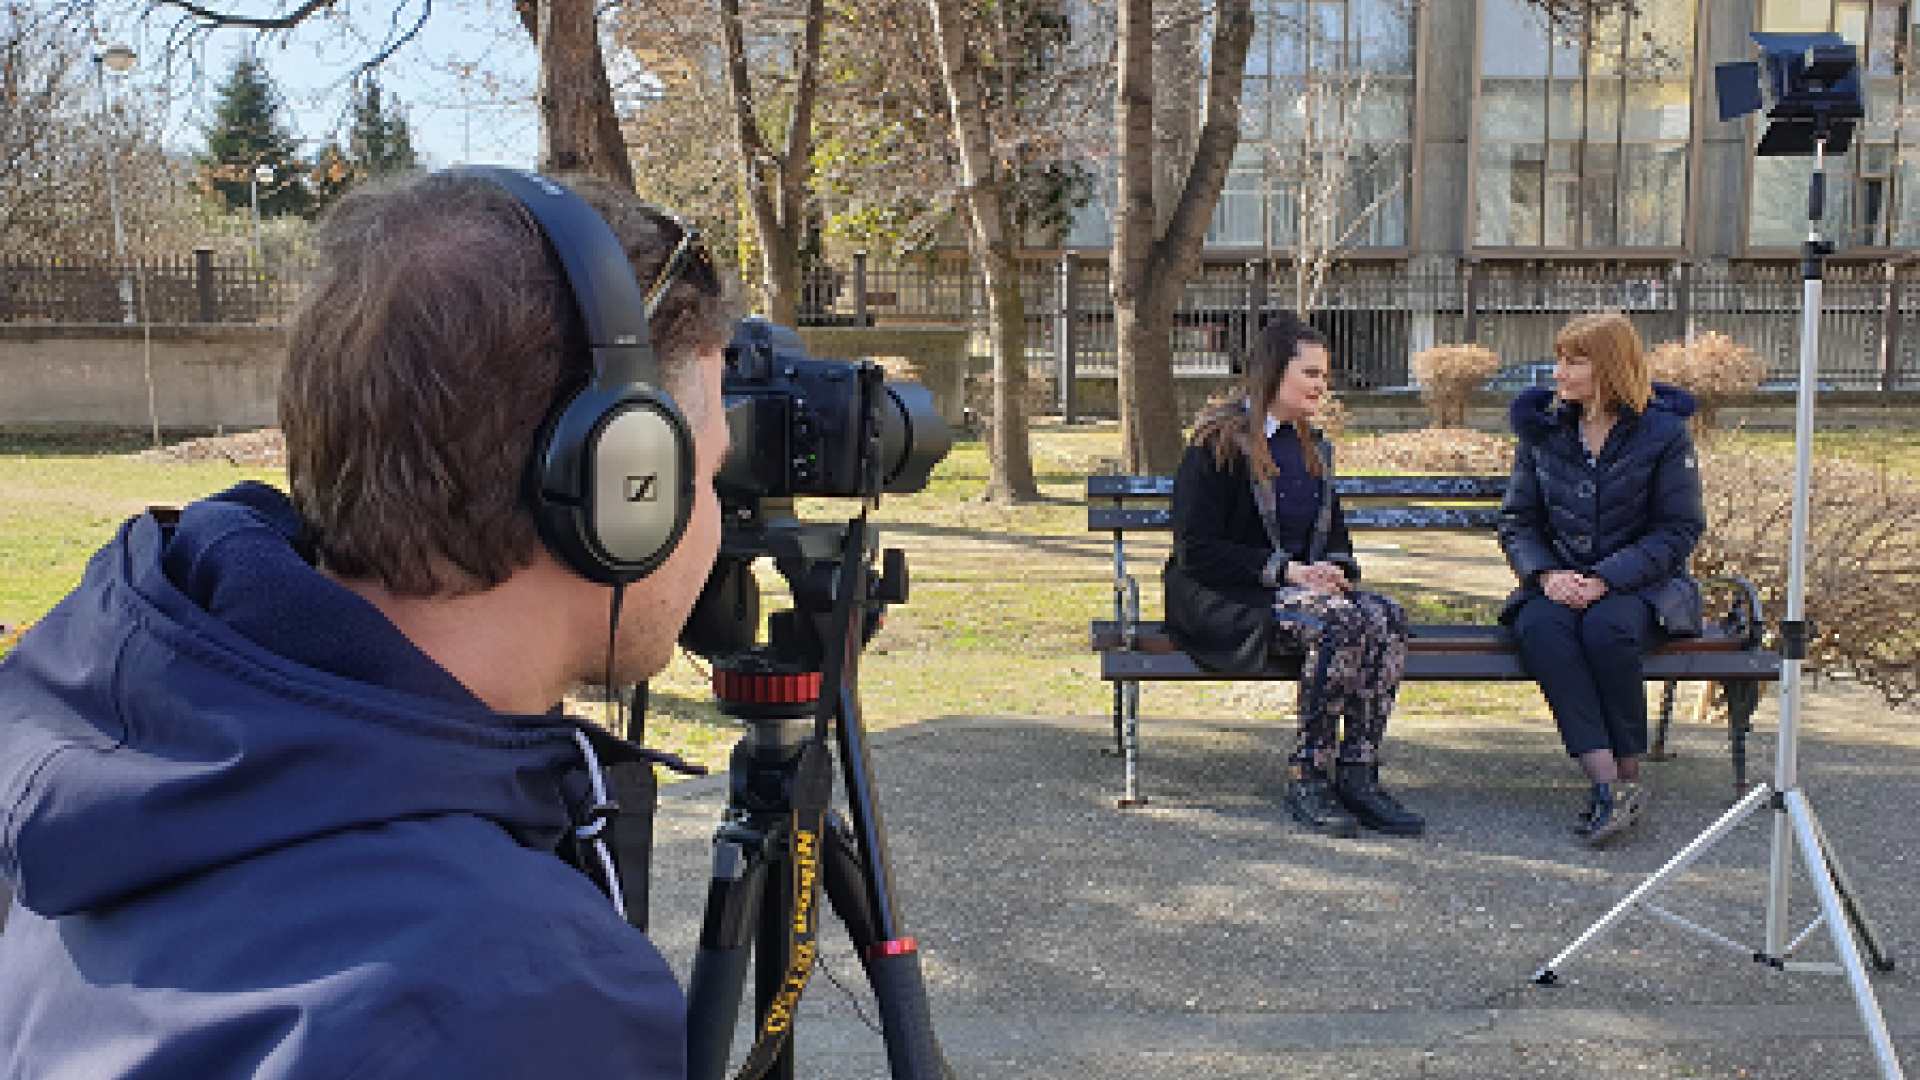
1694, 446, 1920, 707
1410, 344, 1501, 428
1337, 428, 1516, 475
1314, 393, 1350, 439
1646, 331, 1764, 437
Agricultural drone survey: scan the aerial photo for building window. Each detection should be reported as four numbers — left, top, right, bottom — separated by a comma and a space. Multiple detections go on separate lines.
1474, 0, 1695, 248
1209, 0, 1418, 250
1746, 0, 1920, 248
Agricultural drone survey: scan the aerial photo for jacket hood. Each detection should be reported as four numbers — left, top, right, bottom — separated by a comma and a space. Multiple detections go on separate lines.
0, 483, 588, 918
1507, 381, 1697, 441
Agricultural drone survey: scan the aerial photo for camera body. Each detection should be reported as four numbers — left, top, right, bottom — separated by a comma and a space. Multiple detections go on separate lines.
717, 318, 949, 504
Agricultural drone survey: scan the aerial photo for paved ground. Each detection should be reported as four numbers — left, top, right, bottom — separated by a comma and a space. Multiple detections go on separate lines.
647, 678, 1920, 1079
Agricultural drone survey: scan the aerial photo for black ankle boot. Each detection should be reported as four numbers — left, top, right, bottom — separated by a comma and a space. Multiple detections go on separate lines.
1333, 762, 1426, 837
1283, 770, 1361, 838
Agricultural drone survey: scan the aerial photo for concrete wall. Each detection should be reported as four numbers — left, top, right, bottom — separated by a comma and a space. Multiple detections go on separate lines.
0, 325, 284, 432
7, 326, 1915, 436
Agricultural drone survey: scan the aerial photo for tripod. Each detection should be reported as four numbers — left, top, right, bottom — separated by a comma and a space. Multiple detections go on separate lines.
684, 506, 952, 1080
1533, 128, 1907, 1080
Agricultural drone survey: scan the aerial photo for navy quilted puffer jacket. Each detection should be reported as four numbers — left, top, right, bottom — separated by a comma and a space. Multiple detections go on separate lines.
1497, 383, 1707, 635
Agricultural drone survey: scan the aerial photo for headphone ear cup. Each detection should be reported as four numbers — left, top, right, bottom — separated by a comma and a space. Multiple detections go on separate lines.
530, 382, 696, 585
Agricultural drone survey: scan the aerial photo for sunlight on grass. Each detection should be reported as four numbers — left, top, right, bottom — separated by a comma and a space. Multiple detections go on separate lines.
7, 420, 1902, 775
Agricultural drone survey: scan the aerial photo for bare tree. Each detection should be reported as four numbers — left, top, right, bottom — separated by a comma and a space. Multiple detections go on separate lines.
714, 0, 824, 328
1246, 0, 1418, 316
925, 0, 1104, 502
1111, 0, 1254, 476
105, 0, 630, 186
0, 6, 184, 258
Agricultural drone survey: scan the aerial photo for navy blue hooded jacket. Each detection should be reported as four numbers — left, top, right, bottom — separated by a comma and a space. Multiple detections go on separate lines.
0, 483, 686, 1080
1497, 383, 1707, 635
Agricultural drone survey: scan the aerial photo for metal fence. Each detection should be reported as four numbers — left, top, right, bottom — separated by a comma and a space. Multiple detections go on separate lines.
13, 251, 1919, 392
1, 253, 305, 325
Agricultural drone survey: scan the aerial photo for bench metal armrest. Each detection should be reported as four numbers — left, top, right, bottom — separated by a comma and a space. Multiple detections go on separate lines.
1702, 574, 1766, 648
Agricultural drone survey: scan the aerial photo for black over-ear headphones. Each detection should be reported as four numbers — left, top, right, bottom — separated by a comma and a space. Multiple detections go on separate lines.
451, 166, 697, 585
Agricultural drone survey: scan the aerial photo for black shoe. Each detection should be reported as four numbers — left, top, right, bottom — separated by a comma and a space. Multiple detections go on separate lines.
1581, 782, 1646, 847
1284, 773, 1362, 838
1333, 762, 1426, 837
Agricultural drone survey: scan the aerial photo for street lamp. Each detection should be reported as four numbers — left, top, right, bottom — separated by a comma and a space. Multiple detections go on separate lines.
91, 45, 137, 324
249, 163, 274, 269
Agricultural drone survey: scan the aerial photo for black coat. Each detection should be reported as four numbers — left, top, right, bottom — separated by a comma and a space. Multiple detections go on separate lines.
1497, 383, 1706, 635
1163, 429, 1360, 674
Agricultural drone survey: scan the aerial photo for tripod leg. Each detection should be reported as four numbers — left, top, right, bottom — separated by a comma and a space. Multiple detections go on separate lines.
1536, 781, 1773, 984
819, 816, 955, 1080
1783, 792, 1910, 1080
1803, 799, 1897, 972
687, 831, 772, 1080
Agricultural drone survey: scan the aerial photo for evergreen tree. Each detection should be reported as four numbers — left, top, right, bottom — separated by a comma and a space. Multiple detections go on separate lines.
197, 54, 312, 219
348, 80, 417, 177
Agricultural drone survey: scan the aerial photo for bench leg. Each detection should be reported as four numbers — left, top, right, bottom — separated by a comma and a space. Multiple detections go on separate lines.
1117, 679, 1147, 809
1722, 679, 1762, 792
1105, 681, 1125, 757
1647, 680, 1679, 761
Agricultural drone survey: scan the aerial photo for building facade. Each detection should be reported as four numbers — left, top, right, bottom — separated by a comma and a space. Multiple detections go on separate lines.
1045, 0, 1920, 389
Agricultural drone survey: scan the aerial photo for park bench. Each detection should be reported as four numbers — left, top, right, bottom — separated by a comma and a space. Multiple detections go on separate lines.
1087, 473, 1783, 808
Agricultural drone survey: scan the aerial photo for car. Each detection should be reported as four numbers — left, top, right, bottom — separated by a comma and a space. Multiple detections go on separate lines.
1483, 361, 1557, 392
1757, 378, 1840, 392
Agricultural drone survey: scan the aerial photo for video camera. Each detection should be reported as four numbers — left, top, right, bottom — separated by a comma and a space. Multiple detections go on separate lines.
716, 318, 950, 505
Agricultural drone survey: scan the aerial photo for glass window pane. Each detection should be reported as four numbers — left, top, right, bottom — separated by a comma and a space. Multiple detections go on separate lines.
1546, 176, 1581, 245
1619, 144, 1690, 244
1750, 156, 1820, 244
1356, 0, 1416, 71
1477, 143, 1546, 244
1622, 82, 1691, 140
1582, 142, 1620, 246
1481, 80, 1545, 141
1482, 0, 1554, 77
1761, 0, 1834, 32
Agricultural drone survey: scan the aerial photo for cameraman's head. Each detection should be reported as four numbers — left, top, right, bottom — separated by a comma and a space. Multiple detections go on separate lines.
281, 170, 740, 707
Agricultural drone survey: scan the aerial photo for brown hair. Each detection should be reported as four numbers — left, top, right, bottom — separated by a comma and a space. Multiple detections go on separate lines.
281, 171, 737, 596
1554, 311, 1652, 415
1191, 312, 1329, 480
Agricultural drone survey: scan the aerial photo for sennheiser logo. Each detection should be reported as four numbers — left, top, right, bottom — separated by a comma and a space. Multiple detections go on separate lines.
626, 475, 659, 502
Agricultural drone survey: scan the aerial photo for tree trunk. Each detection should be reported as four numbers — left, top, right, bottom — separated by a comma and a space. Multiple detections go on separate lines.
533, 0, 634, 188
926, 0, 1039, 503
718, 0, 823, 329
1112, 0, 1253, 476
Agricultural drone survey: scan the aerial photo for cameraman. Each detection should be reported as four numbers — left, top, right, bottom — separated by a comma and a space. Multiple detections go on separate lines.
0, 171, 737, 1078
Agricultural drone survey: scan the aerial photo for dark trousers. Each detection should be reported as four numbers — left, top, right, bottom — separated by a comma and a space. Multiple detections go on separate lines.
1512, 592, 1665, 759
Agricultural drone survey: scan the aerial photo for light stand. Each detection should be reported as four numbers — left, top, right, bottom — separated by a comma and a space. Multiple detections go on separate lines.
1532, 118, 1906, 1079
91, 46, 137, 325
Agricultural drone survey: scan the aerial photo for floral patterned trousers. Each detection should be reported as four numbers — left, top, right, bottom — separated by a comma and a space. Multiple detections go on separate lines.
1270, 586, 1409, 767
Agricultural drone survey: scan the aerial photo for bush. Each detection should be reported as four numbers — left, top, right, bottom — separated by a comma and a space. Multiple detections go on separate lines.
1646, 330, 1763, 437
1410, 344, 1501, 428
1694, 446, 1920, 706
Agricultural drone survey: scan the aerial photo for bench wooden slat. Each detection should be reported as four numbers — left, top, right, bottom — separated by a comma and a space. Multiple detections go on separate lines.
1092, 620, 1758, 655
1087, 474, 1511, 500
1089, 505, 1504, 532
1102, 647, 1784, 683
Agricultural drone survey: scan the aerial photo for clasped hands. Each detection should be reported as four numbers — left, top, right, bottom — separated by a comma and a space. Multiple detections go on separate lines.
1540, 569, 1608, 610
1285, 560, 1351, 594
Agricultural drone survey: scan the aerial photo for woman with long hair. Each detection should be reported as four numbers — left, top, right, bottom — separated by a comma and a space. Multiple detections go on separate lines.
1499, 311, 1706, 846
1164, 313, 1424, 838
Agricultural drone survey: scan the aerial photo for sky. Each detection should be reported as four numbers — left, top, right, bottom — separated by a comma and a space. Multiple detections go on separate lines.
110, 0, 548, 170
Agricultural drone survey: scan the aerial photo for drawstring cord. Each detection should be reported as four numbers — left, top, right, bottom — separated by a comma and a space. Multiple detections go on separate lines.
570, 727, 627, 922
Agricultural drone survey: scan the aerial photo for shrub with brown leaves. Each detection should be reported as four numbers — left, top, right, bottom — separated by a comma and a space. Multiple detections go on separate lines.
1695, 446, 1920, 707
1410, 344, 1501, 428
1647, 331, 1764, 436
1337, 428, 1516, 475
